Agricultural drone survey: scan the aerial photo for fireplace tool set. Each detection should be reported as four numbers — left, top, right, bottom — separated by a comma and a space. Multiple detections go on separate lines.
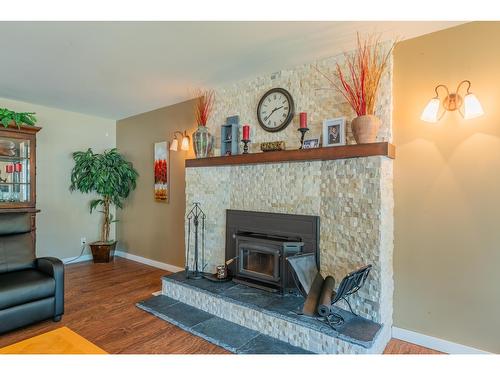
185, 202, 238, 282
185, 202, 207, 279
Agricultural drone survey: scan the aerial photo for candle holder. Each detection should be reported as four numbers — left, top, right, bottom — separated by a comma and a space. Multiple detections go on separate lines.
298, 128, 309, 149
241, 139, 250, 154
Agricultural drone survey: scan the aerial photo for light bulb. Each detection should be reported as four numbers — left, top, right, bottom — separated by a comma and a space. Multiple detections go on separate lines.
420, 98, 440, 123
170, 138, 178, 151
181, 136, 190, 151
463, 93, 484, 120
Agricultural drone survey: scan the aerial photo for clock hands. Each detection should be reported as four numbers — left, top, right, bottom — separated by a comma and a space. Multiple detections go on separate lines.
264, 106, 284, 122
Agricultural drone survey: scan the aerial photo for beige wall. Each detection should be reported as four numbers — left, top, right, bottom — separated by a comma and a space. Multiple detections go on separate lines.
394, 22, 500, 353
116, 99, 196, 267
0, 97, 116, 260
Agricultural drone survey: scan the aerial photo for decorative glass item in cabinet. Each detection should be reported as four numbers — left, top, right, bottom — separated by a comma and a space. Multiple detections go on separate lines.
0, 137, 31, 203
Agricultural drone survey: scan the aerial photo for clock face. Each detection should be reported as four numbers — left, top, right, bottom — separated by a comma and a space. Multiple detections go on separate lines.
257, 88, 295, 132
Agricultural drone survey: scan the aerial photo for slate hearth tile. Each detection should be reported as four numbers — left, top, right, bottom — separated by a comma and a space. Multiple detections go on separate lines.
165, 271, 188, 282
183, 277, 237, 294
222, 284, 279, 308
164, 272, 237, 294
237, 334, 312, 354
265, 294, 305, 315
161, 301, 213, 328
192, 317, 259, 351
330, 307, 381, 344
138, 295, 179, 311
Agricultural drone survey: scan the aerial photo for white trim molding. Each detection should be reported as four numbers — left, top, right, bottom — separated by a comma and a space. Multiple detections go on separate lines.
114, 250, 184, 273
62, 251, 184, 274
392, 327, 492, 354
61, 254, 93, 264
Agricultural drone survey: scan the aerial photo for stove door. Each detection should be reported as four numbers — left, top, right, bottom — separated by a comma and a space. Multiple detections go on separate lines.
238, 241, 280, 283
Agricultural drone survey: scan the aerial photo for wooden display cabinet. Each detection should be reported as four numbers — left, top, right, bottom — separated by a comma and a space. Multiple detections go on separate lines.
0, 124, 41, 212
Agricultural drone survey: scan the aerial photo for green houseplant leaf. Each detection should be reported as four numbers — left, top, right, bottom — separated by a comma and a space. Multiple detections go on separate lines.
0, 107, 37, 128
70, 148, 139, 242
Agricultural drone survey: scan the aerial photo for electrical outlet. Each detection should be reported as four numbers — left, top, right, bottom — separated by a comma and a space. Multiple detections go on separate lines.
80, 237, 87, 246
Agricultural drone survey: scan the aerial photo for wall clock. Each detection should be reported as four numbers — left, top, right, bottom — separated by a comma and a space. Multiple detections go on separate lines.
257, 88, 295, 132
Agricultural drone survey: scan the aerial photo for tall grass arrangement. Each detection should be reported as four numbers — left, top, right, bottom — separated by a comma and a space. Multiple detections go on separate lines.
316, 34, 395, 116
194, 89, 215, 126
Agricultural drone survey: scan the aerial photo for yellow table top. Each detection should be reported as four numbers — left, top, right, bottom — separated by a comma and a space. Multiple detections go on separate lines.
0, 327, 107, 354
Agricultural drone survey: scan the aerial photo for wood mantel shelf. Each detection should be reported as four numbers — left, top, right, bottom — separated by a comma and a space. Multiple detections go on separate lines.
185, 142, 395, 168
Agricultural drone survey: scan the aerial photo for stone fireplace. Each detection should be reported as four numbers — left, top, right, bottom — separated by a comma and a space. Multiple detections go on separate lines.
177, 151, 394, 353
174, 47, 394, 353
185, 155, 393, 327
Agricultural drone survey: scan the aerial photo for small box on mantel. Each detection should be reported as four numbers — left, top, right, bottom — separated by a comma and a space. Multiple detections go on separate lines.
221, 115, 240, 156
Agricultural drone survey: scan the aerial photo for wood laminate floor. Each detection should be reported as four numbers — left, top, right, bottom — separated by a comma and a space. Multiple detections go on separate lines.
0, 258, 441, 354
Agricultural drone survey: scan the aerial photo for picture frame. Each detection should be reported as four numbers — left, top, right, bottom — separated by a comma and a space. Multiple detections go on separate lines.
322, 117, 346, 147
154, 141, 169, 203
303, 138, 320, 149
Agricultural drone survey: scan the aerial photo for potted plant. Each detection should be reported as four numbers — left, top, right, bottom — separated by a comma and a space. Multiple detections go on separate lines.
70, 148, 138, 263
317, 34, 395, 144
192, 89, 215, 158
0, 108, 37, 128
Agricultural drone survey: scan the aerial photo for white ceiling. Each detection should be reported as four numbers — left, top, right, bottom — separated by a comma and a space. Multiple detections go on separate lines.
0, 21, 464, 120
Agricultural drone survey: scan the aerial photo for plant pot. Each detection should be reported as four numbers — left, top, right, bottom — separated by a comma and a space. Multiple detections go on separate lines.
89, 241, 117, 263
192, 125, 214, 158
351, 115, 381, 144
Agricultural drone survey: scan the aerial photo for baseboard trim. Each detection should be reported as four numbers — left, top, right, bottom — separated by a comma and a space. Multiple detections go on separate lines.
61, 254, 93, 264
392, 326, 491, 354
114, 250, 184, 273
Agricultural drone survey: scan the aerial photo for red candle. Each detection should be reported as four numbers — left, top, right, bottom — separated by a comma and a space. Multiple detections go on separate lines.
6, 164, 13, 173
242, 124, 250, 141
299, 112, 307, 128
14, 163, 22, 172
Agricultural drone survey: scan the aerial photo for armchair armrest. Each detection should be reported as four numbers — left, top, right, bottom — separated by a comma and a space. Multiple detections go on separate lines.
37, 257, 65, 317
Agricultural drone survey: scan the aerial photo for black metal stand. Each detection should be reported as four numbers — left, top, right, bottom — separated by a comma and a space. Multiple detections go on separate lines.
241, 139, 250, 154
298, 128, 309, 149
186, 202, 206, 280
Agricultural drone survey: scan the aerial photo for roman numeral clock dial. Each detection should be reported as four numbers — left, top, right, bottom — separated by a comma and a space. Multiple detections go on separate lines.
257, 88, 295, 132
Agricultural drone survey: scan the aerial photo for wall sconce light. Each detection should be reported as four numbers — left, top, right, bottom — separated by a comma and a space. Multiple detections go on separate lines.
421, 80, 484, 123
170, 131, 190, 151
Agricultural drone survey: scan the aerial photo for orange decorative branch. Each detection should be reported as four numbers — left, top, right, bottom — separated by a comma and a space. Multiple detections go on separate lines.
194, 89, 215, 126
316, 33, 395, 117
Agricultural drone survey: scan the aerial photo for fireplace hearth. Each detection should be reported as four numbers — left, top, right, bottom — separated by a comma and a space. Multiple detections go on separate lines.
225, 210, 320, 294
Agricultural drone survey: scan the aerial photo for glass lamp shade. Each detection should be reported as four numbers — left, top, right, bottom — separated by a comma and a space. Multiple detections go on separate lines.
170, 138, 179, 151
181, 136, 190, 151
420, 98, 440, 123
463, 94, 484, 120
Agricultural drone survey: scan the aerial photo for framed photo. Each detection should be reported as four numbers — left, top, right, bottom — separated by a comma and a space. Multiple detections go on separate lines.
322, 117, 346, 147
154, 141, 169, 203
303, 138, 320, 149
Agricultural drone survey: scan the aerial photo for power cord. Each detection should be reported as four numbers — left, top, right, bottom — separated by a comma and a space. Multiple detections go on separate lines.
65, 243, 87, 264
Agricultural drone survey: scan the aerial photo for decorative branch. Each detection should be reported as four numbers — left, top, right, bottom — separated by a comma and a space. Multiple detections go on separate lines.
316, 33, 395, 117
194, 89, 215, 126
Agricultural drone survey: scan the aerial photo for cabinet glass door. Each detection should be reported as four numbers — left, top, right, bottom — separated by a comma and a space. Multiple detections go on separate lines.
0, 137, 31, 204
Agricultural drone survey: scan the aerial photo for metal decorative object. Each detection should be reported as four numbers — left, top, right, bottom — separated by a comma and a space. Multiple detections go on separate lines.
216, 265, 227, 279
260, 141, 286, 152
287, 252, 372, 328
241, 139, 250, 154
298, 127, 309, 149
185, 202, 206, 279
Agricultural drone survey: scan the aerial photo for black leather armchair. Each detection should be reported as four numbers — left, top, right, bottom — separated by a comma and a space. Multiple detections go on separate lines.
0, 213, 64, 334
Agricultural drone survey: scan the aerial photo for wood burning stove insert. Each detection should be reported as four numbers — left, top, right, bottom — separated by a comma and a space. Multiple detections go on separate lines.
225, 210, 320, 294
